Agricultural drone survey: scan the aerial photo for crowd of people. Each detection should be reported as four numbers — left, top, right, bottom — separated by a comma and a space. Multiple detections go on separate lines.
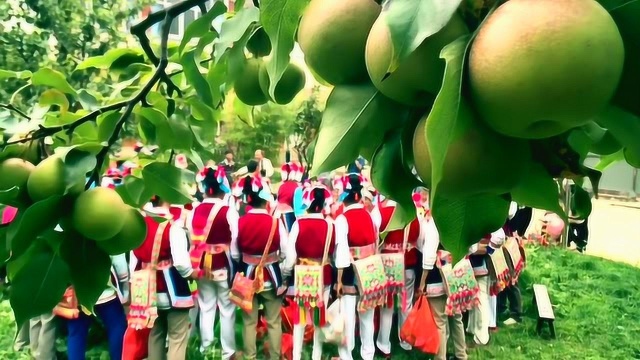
3, 148, 537, 360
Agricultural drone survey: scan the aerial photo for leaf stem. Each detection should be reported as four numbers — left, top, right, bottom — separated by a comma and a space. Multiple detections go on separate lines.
0, 104, 30, 120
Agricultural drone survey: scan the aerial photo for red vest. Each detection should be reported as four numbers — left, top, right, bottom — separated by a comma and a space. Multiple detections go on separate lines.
342, 207, 376, 247
382, 217, 421, 267
191, 201, 232, 270
277, 181, 299, 207
296, 217, 335, 286
133, 216, 174, 293
238, 212, 281, 283
379, 204, 395, 232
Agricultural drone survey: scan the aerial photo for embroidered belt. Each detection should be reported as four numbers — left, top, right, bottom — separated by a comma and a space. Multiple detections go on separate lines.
141, 259, 172, 270
349, 243, 376, 260
382, 243, 415, 252
242, 252, 279, 266
298, 257, 325, 266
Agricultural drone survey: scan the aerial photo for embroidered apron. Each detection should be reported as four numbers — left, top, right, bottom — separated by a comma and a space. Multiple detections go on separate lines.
380, 225, 410, 312
438, 255, 480, 316
351, 243, 387, 313
504, 236, 525, 283
293, 219, 333, 326
189, 203, 233, 283
487, 247, 512, 296
128, 221, 167, 330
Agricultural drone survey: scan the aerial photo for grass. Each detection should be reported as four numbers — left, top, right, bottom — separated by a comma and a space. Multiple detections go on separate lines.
2, 246, 640, 359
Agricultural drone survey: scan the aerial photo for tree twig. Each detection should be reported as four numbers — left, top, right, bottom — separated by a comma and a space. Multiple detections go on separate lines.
0, 104, 30, 120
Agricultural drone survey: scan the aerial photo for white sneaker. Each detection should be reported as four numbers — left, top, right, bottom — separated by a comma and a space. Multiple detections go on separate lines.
399, 341, 412, 351
503, 318, 519, 326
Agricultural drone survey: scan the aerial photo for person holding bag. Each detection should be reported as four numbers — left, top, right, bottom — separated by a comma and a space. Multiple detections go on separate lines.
186, 165, 238, 358
129, 196, 199, 360
282, 184, 335, 360
334, 174, 383, 360
231, 174, 288, 360
416, 216, 468, 360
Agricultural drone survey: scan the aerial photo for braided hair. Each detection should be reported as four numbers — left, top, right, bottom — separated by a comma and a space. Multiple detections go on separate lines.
242, 175, 266, 208
343, 174, 363, 205
202, 167, 224, 197
308, 187, 326, 213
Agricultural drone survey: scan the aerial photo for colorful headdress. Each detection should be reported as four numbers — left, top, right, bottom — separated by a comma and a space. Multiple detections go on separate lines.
232, 174, 273, 203
101, 176, 116, 189
174, 154, 188, 169
199, 165, 231, 195
281, 163, 292, 181
293, 163, 305, 182
105, 167, 122, 179
301, 184, 333, 208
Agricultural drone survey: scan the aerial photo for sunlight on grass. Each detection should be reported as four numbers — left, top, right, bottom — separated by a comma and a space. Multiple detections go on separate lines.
1, 247, 639, 359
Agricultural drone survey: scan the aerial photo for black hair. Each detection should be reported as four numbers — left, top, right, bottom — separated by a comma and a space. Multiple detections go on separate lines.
225, 149, 234, 155
202, 167, 224, 197
342, 174, 363, 205
151, 195, 163, 208
247, 159, 259, 173
194, 188, 204, 202
308, 188, 326, 213
242, 175, 266, 208
282, 163, 291, 181
116, 160, 125, 167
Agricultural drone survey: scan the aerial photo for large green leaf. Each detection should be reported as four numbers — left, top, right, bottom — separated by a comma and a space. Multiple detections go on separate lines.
31, 68, 78, 97
167, 116, 194, 151
116, 176, 153, 209
233, 96, 254, 127
179, 1, 227, 54
432, 193, 510, 261
75, 49, 145, 71
10, 247, 70, 327
310, 82, 404, 176
595, 106, 640, 170
383, 0, 464, 73
570, 185, 592, 220
7, 196, 64, 258
214, 7, 260, 60
511, 162, 566, 220
57, 148, 97, 191
189, 98, 219, 124
181, 50, 213, 106
135, 107, 175, 150
142, 163, 194, 205
97, 111, 121, 143
0, 70, 32, 80
39, 89, 70, 112
260, 0, 310, 99
59, 234, 112, 311
595, 149, 625, 171
0, 187, 20, 208
608, 0, 640, 117
370, 132, 422, 232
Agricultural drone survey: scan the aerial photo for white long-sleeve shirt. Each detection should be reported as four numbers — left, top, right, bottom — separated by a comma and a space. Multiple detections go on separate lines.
421, 217, 440, 271
184, 197, 239, 258
129, 207, 194, 310
468, 228, 507, 254
97, 254, 130, 305
334, 203, 381, 269
508, 201, 518, 220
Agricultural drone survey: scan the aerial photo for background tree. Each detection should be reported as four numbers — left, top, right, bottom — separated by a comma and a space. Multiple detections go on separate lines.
291, 85, 324, 171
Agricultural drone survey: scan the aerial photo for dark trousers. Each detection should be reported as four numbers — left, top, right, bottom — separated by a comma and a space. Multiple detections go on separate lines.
497, 284, 523, 320
569, 219, 589, 252
67, 297, 127, 360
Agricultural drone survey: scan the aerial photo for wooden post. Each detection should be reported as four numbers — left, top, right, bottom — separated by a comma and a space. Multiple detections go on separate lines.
561, 179, 572, 247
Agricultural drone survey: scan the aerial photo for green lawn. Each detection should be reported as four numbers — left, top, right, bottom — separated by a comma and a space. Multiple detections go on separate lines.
2, 246, 640, 359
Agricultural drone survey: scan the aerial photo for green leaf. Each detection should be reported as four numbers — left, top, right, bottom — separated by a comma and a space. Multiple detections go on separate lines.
76, 49, 145, 71
189, 98, 218, 124
31, 68, 78, 97
146, 92, 169, 114
10, 247, 70, 327
59, 234, 112, 310
595, 149, 625, 171
59, 149, 97, 191
188, 149, 205, 170
0, 187, 19, 207
260, 0, 310, 99
570, 185, 592, 220
214, 7, 260, 60
7, 196, 64, 258
370, 132, 422, 232
233, 96, 254, 127
225, 25, 255, 85
167, 116, 194, 151
594, 106, 640, 170
511, 162, 566, 220
608, 0, 640, 117
567, 128, 592, 161
135, 107, 175, 150
116, 176, 153, 209
97, 111, 121, 143
0, 69, 32, 80
142, 163, 194, 205
181, 50, 214, 106
432, 193, 510, 261
207, 58, 228, 108
310, 82, 404, 176
38, 89, 70, 112
180, 1, 227, 54
383, 0, 464, 73
77, 89, 101, 111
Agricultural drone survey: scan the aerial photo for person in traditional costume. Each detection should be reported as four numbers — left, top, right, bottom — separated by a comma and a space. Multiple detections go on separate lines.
232, 174, 288, 360
277, 162, 302, 232
130, 196, 199, 360
66, 254, 129, 360
328, 177, 345, 220
334, 174, 382, 360
466, 228, 506, 345
186, 166, 238, 358
282, 184, 334, 360
375, 195, 424, 356
293, 177, 311, 218
417, 216, 468, 360
498, 202, 528, 326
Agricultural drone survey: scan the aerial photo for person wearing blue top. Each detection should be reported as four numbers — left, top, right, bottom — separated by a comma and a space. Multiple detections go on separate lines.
346, 156, 365, 174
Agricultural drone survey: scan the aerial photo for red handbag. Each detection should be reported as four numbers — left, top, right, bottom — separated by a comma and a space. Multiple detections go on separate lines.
122, 327, 151, 360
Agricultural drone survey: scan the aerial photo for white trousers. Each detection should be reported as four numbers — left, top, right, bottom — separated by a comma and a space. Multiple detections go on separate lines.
489, 294, 497, 328
197, 278, 236, 359
338, 295, 375, 360
189, 299, 199, 339
467, 275, 490, 345
293, 288, 330, 360
376, 269, 415, 353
